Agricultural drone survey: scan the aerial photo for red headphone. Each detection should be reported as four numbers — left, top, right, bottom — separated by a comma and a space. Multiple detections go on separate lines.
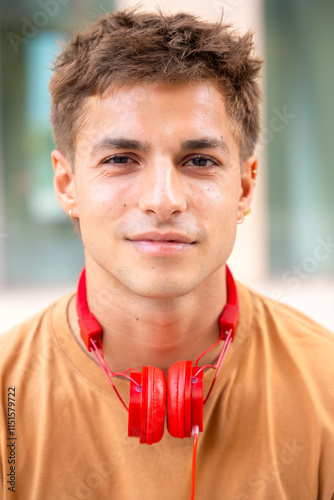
76, 266, 239, 445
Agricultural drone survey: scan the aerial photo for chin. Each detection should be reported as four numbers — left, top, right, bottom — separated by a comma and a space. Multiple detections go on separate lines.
123, 276, 200, 300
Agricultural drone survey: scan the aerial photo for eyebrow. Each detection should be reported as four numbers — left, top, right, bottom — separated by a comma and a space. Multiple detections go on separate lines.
90, 136, 230, 156
180, 137, 230, 155
90, 138, 151, 156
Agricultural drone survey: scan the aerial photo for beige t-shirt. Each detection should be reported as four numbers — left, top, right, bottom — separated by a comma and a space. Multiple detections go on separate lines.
0, 283, 334, 500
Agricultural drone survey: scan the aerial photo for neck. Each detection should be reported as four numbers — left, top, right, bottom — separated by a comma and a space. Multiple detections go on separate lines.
69, 264, 228, 374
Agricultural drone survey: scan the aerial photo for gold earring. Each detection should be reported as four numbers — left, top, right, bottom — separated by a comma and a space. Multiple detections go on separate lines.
237, 208, 252, 224
69, 209, 79, 221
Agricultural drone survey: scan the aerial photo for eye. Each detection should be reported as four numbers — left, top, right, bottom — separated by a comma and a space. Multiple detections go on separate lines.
184, 156, 218, 168
102, 155, 136, 165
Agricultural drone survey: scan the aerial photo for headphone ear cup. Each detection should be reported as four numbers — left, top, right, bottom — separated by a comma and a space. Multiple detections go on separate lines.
167, 361, 193, 438
128, 366, 166, 444
146, 366, 166, 444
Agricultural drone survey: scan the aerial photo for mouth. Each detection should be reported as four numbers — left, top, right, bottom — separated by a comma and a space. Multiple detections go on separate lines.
127, 232, 195, 256
129, 232, 195, 244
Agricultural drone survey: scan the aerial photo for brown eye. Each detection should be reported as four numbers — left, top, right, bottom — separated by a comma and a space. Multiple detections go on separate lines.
102, 156, 133, 164
185, 156, 217, 167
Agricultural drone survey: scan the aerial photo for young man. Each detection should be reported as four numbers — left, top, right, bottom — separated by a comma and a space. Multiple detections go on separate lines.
1, 9, 333, 500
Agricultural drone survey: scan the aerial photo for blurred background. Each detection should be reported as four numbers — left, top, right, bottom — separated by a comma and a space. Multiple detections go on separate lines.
0, 0, 333, 333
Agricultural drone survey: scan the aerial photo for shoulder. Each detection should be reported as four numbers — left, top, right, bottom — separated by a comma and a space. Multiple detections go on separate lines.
237, 280, 333, 340
237, 281, 334, 393
0, 293, 74, 381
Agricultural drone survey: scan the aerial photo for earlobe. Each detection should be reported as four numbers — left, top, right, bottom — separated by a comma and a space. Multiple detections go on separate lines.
52, 150, 78, 218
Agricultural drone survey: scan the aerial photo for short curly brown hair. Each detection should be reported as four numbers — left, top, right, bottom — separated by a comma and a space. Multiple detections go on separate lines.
49, 8, 263, 164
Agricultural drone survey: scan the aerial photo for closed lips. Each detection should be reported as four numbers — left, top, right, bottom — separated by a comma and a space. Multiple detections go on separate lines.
129, 233, 195, 244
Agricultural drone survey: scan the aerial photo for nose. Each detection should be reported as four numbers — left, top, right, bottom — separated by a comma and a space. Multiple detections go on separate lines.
138, 160, 187, 221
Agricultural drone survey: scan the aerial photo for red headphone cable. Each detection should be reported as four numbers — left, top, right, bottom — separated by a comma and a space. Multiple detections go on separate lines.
189, 328, 233, 500
88, 325, 233, 413
89, 337, 140, 411
191, 424, 200, 500
203, 328, 233, 404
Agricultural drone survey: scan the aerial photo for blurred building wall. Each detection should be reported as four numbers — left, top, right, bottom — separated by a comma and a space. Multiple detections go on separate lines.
0, 19, 6, 284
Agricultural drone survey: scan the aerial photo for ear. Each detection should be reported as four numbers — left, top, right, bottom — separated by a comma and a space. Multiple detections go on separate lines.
52, 150, 78, 219
238, 155, 257, 216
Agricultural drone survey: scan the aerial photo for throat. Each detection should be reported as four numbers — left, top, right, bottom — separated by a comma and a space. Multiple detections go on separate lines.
68, 295, 223, 374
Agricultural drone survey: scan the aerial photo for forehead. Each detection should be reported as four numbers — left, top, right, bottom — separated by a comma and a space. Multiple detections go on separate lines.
75, 81, 238, 155
96, 81, 226, 119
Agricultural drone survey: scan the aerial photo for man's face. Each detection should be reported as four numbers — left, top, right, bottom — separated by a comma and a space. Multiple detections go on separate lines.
55, 81, 254, 299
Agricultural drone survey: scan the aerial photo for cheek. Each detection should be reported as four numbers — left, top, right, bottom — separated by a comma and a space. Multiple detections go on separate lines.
193, 179, 238, 218
196, 180, 239, 251
78, 178, 131, 220
75, 182, 130, 253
